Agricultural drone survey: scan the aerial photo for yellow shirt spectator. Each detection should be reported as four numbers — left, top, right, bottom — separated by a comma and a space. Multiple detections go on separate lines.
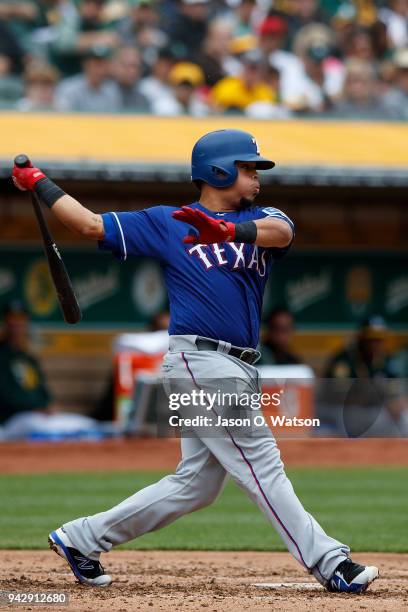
211, 51, 277, 112
212, 76, 277, 111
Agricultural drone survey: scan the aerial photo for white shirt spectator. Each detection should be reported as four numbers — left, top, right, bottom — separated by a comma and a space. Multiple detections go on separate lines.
139, 76, 173, 106
269, 50, 344, 110
268, 50, 306, 107
151, 92, 208, 117
379, 7, 408, 48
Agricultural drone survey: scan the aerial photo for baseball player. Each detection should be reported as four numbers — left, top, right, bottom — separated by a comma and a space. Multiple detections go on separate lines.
13, 129, 379, 593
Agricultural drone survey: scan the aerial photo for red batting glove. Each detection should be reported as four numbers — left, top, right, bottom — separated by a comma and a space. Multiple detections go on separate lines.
12, 162, 46, 191
172, 206, 236, 244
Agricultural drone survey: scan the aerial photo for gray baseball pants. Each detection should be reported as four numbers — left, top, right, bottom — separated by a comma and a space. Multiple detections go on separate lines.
63, 335, 349, 585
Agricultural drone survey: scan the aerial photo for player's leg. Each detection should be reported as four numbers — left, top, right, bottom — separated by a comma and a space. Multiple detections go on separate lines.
202, 427, 348, 583
202, 430, 378, 592
179, 348, 377, 591
52, 434, 227, 561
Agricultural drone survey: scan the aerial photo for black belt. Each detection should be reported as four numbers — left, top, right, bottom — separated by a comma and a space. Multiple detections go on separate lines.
195, 337, 259, 365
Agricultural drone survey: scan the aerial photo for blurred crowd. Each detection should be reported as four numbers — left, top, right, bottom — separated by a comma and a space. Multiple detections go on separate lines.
0, 0, 407, 118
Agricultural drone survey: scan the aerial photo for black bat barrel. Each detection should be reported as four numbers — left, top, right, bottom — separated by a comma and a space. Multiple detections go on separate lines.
13, 154, 82, 324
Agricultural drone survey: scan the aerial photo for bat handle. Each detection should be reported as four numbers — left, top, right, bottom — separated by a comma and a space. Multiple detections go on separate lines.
14, 154, 32, 168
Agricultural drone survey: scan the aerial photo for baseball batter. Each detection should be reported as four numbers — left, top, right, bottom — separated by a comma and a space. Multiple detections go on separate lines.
13, 129, 379, 594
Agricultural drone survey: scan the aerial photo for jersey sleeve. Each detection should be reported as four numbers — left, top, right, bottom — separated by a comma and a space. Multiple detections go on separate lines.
98, 206, 169, 262
253, 206, 295, 259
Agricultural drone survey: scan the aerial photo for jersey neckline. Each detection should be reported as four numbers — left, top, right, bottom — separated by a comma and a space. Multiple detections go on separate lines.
193, 201, 240, 216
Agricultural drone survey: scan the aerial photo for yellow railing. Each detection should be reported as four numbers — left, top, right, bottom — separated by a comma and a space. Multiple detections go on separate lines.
1, 113, 407, 167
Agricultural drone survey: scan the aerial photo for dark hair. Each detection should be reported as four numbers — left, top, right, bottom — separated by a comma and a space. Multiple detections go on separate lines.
157, 47, 176, 62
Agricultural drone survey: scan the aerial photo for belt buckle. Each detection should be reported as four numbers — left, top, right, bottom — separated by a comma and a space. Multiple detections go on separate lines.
239, 349, 253, 364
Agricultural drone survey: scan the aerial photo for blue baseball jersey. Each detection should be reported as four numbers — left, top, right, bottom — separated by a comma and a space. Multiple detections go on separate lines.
99, 202, 294, 348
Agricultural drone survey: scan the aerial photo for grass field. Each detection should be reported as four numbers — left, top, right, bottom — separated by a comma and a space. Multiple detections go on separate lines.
1, 467, 407, 552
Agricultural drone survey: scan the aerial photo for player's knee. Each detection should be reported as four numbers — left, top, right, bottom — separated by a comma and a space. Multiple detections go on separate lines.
189, 481, 224, 511
168, 467, 226, 510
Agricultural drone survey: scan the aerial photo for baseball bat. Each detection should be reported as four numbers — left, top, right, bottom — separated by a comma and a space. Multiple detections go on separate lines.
14, 154, 82, 324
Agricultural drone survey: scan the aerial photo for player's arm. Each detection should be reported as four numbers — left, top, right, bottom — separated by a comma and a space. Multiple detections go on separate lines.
12, 162, 104, 240
51, 195, 104, 240
172, 206, 293, 247
253, 217, 293, 248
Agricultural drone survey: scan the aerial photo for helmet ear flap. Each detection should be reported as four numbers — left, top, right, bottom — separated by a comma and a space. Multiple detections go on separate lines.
211, 165, 227, 178
209, 162, 237, 187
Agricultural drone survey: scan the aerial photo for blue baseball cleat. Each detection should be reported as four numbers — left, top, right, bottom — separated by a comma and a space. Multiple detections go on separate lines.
327, 558, 379, 593
48, 527, 111, 587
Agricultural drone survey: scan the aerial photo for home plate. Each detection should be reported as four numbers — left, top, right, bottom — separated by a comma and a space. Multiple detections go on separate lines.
252, 582, 324, 591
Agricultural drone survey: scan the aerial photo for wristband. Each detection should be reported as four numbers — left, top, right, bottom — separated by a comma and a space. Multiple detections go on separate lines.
234, 221, 257, 244
34, 177, 66, 209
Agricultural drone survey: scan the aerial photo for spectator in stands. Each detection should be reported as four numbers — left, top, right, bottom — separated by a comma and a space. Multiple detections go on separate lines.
139, 47, 175, 105
197, 18, 239, 87
0, 301, 112, 439
231, 0, 259, 37
110, 44, 150, 111
117, 0, 167, 70
0, 0, 39, 54
0, 19, 25, 106
260, 307, 302, 366
321, 316, 408, 436
26, 0, 78, 66
379, 0, 408, 49
244, 66, 291, 118
324, 316, 397, 379
0, 0, 405, 119
16, 61, 59, 111
55, 45, 120, 112
0, 300, 51, 426
151, 61, 208, 116
329, 2, 358, 56
295, 43, 334, 112
0, 17, 25, 75
381, 47, 408, 119
330, 58, 390, 118
343, 27, 377, 62
289, 23, 343, 112
166, 0, 210, 60
50, 0, 120, 77
369, 19, 390, 61
258, 13, 289, 63
211, 49, 276, 113
257, 14, 305, 109
284, 0, 330, 44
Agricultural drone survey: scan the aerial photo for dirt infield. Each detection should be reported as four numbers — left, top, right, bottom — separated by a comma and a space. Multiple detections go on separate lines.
1, 438, 408, 474
2, 440, 407, 610
0, 551, 407, 611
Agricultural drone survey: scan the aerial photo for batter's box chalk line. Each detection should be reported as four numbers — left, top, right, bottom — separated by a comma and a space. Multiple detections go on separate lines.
252, 582, 324, 591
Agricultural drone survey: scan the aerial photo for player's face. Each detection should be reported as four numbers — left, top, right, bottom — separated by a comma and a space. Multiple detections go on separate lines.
233, 161, 260, 204
200, 161, 261, 210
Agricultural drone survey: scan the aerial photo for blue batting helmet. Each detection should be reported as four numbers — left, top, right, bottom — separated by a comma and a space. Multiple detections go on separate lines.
191, 129, 275, 188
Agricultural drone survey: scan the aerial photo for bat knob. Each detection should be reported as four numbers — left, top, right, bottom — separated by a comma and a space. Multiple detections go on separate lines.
14, 154, 31, 168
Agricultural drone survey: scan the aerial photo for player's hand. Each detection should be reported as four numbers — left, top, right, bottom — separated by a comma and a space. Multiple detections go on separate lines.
12, 161, 46, 191
172, 206, 236, 244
